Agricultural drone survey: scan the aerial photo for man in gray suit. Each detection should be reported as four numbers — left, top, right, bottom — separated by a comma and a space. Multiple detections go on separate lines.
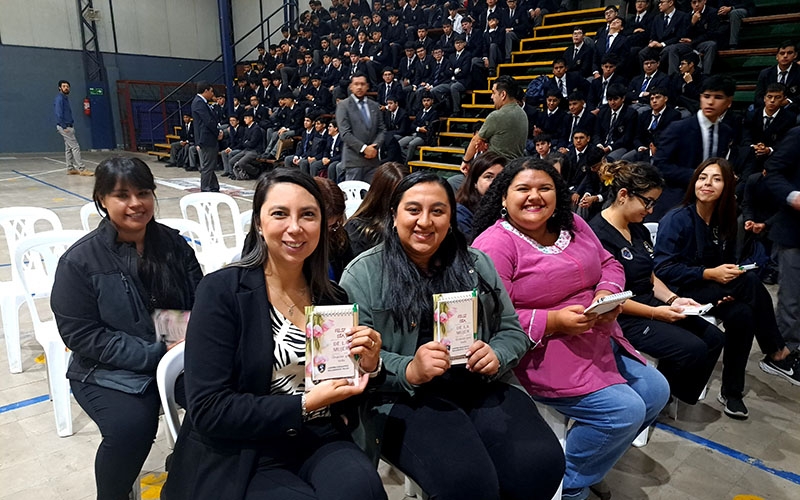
335, 73, 386, 181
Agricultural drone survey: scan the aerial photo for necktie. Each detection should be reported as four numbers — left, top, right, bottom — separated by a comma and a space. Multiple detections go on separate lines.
392, 112, 396, 125
649, 113, 660, 131
706, 124, 714, 158
636, 14, 641, 23
330, 137, 336, 156
359, 99, 371, 127
607, 112, 617, 144
560, 78, 566, 96
779, 71, 787, 84
574, 47, 579, 60
664, 14, 669, 28
571, 114, 579, 138
602, 80, 609, 103
640, 76, 651, 94
764, 115, 773, 131
510, 9, 515, 18
606, 34, 613, 52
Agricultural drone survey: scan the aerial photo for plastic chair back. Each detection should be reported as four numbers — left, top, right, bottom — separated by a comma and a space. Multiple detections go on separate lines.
157, 218, 212, 273
15, 230, 86, 437
179, 193, 244, 269
0, 207, 63, 373
79, 201, 102, 232
644, 222, 659, 246
338, 180, 370, 201
156, 341, 186, 447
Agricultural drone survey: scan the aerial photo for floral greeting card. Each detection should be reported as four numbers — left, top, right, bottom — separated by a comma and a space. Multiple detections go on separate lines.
305, 304, 359, 385
433, 290, 478, 366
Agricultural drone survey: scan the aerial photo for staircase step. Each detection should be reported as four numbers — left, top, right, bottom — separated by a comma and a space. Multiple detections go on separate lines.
147, 151, 170, 159
541, 6, 608, 26
407, 160, 462, 173
154, 143, 171, 150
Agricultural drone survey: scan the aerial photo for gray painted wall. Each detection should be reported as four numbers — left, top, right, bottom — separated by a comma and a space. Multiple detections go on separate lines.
0, 45, 223, 153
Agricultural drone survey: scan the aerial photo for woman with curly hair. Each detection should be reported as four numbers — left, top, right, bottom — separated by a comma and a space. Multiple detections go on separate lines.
472, 157, 669, 500
454, 152, 506, 241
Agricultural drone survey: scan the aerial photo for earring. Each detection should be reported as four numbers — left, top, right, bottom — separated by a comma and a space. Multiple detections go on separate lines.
257, 230, 263, 236
500, 207, 508, 218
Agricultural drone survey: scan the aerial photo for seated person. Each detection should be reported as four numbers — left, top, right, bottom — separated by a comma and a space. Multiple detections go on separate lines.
594, 83, 638, 161
310, 119, 343, 179
398, 91, 438, 164
162, 169, 387, 500
230, 109, 265, 181
716, 0, 755, 50
340, 171, 566, 500
472, 158, 670, 500
563, 25, 594, 79
653, 158, 800, 419
588, 55, 627, 112
455, 152, 506, 241
754, 41, 799, 110
382, 97, 411, 164
167, 113, 196, 170
285, 114, 327, 175
627, 51, 671, 111
263, 92, 305, 160
534, 90, 569, 149
590, 160, 724, 405
221, 114, 245, 178
432, 35, 472, 117
623, 87, 681, 162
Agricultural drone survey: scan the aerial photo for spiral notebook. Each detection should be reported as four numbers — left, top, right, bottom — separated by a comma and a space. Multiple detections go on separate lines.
305, 304, 359, 385
433, 290, 478, 365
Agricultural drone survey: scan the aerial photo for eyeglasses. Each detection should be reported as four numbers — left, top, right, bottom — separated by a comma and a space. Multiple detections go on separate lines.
632, 192, 658, 210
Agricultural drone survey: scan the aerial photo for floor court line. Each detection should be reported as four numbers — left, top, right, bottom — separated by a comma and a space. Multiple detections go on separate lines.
0, 392, 797, 487
0, 168, 65, 182
42, 156, 99, 165
11, 170, 92, 202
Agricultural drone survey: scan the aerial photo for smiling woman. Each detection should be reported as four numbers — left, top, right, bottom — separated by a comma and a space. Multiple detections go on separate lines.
339, 171, 565, 500
472, 157, 670, 500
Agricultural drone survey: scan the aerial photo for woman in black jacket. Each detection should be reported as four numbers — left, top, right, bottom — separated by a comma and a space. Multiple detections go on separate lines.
51, 156, 203, 500
162, 169, 386, 500
653, 158, 798, 420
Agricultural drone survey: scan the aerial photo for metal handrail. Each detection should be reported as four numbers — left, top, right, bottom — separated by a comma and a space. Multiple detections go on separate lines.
145, 2, 296, 144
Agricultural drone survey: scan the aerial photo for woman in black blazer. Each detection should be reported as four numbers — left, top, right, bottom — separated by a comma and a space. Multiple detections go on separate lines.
162, 169, 387, 500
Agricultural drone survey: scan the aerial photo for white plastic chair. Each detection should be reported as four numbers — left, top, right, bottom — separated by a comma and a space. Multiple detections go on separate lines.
344, 199, 362, 219
15, 230, 86, 437
644, 222, 659, 246
240, 209, 253, 235
535, 401, 568, 500
179, 193, 245, 272
0, 207, 63, 373
79, 201, 102, 232
156, 341, 186, 448
157, 218, 212, 274
338, 180, 370, 201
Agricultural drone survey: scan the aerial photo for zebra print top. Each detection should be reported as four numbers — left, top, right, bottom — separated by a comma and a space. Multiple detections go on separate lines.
269, 304, 330, 419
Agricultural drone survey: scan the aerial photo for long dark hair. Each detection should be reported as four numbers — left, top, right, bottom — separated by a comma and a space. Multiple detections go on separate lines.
382, 171, 474, 329
314, 177, 349, 254
348, 161, 408, 244
238, 168, 340, 302
472, 157, 575, 240
93, 156, 187, 309
681, 157, 738, 241
455, 152, 506, 213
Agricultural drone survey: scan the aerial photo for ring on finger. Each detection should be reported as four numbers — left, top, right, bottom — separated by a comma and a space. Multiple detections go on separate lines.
370, 339, 376, 348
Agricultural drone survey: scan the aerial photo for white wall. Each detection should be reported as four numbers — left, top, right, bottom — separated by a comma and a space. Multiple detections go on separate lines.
232, 0, 284, 62
0, 0, 221, 60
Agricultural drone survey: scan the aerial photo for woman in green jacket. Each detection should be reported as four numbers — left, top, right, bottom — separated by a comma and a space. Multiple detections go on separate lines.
339, 171, 565, 500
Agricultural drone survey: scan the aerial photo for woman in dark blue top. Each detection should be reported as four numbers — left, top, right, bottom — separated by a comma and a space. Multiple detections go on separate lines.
653, 158, 798, 420
590, 161, 724, 405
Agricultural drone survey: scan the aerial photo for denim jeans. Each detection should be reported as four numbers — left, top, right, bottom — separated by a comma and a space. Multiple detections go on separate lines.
535, 342, 670, 491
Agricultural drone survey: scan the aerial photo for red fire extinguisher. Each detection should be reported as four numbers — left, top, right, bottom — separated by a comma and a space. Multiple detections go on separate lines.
83, 98, 91, 116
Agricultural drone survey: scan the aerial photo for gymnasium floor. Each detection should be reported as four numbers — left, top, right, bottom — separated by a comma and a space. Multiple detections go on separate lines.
0, 152, 798, 500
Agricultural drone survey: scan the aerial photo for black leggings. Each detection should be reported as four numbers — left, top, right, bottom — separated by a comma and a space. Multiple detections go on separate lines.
381, 381, 565, 500
71, 380, 161, 500
679, 271, 785, 399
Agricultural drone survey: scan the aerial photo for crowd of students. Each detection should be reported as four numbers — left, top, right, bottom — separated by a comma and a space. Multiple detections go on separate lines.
49, 1, 800, 499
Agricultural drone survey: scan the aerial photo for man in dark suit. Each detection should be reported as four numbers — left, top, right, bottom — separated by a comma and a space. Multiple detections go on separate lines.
558, 92, 597, 153
563, 26, 595, 79
563, 128, 602, 193
669, 51, 704, 112
676, 0, 721, 75
652, 75, 736, 219
623, 87, 681, 161
765, 127, 800, 350
433, 36, 472, 116
592, 17, 629, 77
587, 55, 627, 112
754, 42, 800, 110
547, 58, 590, 107
738, 83, 798, 182
595, 83, 638, 161
398, 91, 438, 164
504, 0, 530, 63
534, 90, 569, 149
641, 0, 691, 75
627, 50, 670, 109
311, 119, 344, 178
336, 73, 386, 181
593, 5, 619, 45
461, 16, 486, 61
191, 81, 223, 192
248, 95, 271, 132
436, 19, 457, 57
382, 96, 412, 162
263, 91, 305, 160
167, 113, 195, 169
220, 114, 246, 178
624, 0, 657, 51
230, 109, 266, 180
